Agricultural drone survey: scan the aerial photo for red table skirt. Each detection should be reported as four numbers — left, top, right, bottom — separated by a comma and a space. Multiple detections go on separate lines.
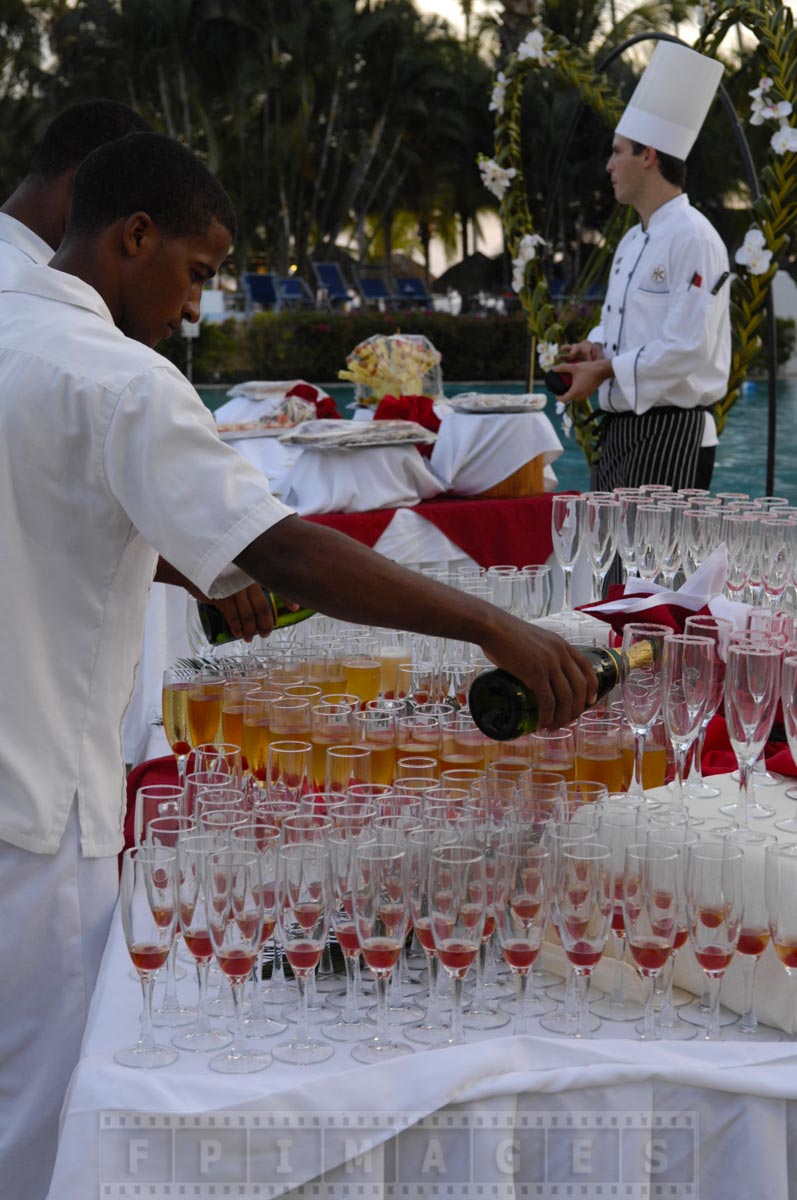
304, 493, 567, 570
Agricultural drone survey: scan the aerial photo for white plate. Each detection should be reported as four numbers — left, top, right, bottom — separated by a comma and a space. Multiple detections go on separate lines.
217, 426, 289, 441
447, 392, 547, 414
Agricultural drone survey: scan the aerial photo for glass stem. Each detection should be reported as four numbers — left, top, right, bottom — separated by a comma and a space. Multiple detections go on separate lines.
631, 730, 647, 796
230, 981, 247, 1055
139, 974, 157, 1050
473, 940, 488, 1007
561, 568, 573, 615
449, 975, 465, 1044
563, 965, 578, 1018
271, 935, 287, 987
425, 953, 442, 1022
739, 955, 758, 1031
575, 969, 592, 1038
689, 724, 707, 786
514, 972, 529, 1035
161, 941, 179, 1008
738, 757, 754, 831
671, 745, 688, 812
591, 570, 602, 604
176, 753, 187, 789
705, 973, 723, 1041
196, 961, 211, 1034
295, 972, 311, 1045
341, 953, 359, 1023
641, 974, 658, 1040
374, 974, 390, 1042
658, 955, 676, 1028
611, 932, 627, 1004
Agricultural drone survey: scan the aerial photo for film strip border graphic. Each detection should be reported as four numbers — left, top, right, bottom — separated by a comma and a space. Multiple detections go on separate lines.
99, 1109, 698, 1199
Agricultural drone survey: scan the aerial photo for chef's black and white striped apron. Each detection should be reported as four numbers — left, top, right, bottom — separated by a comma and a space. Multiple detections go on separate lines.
590, 406, 705, 493
590, 406, 705, 591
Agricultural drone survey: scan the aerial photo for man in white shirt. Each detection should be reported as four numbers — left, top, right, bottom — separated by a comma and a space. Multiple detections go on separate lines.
0, 131, 596, 1199
555, 43, 731, 494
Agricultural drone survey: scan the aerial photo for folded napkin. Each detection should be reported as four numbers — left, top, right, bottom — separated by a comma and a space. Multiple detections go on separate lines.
578, 546, 750, 636
374, 394, 440, 458
285, 381, 341, 420
701, 713, 797, 778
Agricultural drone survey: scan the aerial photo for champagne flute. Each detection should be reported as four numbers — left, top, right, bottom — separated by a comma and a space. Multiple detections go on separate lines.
778, 655, 797, 833
520, 564, 553, 619
325, 743, 372, 794
135, 784, 182, 848
193, 742, 242, 783
685, 842, 743, 1041
620, 623, 670, 801
351, 842, 414, 1063
683, 615, 732, 801
591, 808, 648, 1023
266, 739, 311, 805
720, 642, 781, 828
724, 830, 778, 1040
429, 844, 486, 1046
765, 843, 797, 1037
187, 673, 223, 748
660, 634, 714, 818
616, 490, 643, 582
584, 497, 619, 602
621, 842, 680, 1040
273, 843, 333, 1064
647, 825, 699, 1041
403, 828, 458, 1046
494, 843, 553, 1033
173, 833, 235, 1053
229, 822, 287, 1040
323, 827, 377, 1042
554, 843, 614, 1038
633, 505, 668, 583
115, 846, 179, 1068
145, 812, 195, 1028
207, 847, 271, 1073
551, 494, 585, 616
162, 667, 192, 784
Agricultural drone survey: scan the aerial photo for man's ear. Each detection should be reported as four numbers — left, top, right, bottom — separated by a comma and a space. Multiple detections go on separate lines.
122, 211, 156, 258
643, 146, 659, 171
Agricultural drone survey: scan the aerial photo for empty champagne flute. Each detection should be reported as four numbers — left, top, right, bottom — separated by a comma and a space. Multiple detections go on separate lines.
660, 634, 714, 818
551, 494, 585, 616
620, 623, 670, 801
520, 564, 553, 618
683, 615, 732, 801
584, 497, 619, 602
115, 846, 179, 1068
720, 642, 781, 828
685, 842, 743, 1042
777, 655, 797, 833
633, 505, 668, 583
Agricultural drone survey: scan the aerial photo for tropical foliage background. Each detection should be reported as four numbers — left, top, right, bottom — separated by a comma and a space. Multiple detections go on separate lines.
0, 0, 784, 295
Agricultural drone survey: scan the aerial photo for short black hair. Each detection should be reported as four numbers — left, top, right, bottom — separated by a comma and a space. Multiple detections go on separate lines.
631, 140, 686, 189
65, 132, 237, 242
28, 100, 151, 179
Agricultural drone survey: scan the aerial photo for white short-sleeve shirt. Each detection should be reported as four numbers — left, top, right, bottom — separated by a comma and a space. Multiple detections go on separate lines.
0, 265, 294, 856
0, 211, 52, 281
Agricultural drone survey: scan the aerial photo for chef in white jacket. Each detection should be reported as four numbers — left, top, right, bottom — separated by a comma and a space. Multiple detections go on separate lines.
556, 42, 731, 493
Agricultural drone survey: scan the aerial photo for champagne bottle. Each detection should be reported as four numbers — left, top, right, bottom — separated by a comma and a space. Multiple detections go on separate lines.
468, 640, 657, 741
197, 595, 315, 645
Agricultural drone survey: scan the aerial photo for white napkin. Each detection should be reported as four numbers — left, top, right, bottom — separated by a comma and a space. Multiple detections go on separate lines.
431, 411, 563, 495
281, 444, 443, 514
587, 545, 750, 630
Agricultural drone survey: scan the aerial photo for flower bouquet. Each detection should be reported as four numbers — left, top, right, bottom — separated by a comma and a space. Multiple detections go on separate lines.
338, 333, 442, 407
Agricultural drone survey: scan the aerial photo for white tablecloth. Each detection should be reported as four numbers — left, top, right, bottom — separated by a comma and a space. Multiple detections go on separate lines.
47, 776, 797, 1199
432, 410, 563, 496
281, 445, 443, 515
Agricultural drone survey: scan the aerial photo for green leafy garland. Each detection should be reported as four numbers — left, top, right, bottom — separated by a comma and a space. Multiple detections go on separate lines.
485, 1, 797, 465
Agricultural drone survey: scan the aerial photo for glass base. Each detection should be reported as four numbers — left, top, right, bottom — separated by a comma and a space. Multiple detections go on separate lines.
532, 967, 561, 989
463, 1003, 511, 1030
209, 1047, 272, 1073
114, 1041, 179, 1069
281, 1001, 332, 1025
500, 991, 557, 1018
547, 981, 605, 1004
539, 1007, 601, 1037
481, 976, 515, 999
784, 787, 797, 802
383, 1000, 425, 1025
403, 1016, 452, 1046
653, 1016, 699, 1040
684, 778, 722, 800
236, 1014, 287, 1039
153, 1003, 196, 1028
260, 981, 296, 1006
172, 1025, 232, 1052
722, 1018, 783, 1042
272, 1036, 334, 1065
590, 993, 645, 1022
678, 999, 738, 1028
322, 1014, 377, 1042
719, 799, 775, 820
775, 816, 797, 833
731, 768, 784, 787
351, 1035, 414, 1064
324, 989, 376, 1012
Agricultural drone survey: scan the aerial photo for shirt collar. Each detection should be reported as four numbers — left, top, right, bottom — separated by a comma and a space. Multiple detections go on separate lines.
646, 193, 689, 233
0, 212, 54, 266
0, 261, 116, 327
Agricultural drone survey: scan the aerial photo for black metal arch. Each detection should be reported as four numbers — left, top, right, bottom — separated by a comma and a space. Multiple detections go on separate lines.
543, 29, 778, 492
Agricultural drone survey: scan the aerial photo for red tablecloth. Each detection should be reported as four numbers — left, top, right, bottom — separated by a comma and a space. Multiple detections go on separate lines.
305, 493, 566, 569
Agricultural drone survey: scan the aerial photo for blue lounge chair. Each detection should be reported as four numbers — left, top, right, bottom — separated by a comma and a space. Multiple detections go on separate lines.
355, 269, 395, 308
244, 272, 279, 311
395, 276, 432, 309
278, 276, 315, 308
311, 261, 351, 306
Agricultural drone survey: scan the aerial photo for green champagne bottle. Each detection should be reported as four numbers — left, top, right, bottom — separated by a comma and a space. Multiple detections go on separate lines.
197, 595, 315, 645
468, 640, 656, 741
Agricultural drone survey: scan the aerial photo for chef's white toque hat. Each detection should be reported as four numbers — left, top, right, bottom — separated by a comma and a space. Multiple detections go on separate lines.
616, 41, 724, 160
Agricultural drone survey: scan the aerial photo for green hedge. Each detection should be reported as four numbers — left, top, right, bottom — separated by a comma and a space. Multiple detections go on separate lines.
158, 311, 532, 384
